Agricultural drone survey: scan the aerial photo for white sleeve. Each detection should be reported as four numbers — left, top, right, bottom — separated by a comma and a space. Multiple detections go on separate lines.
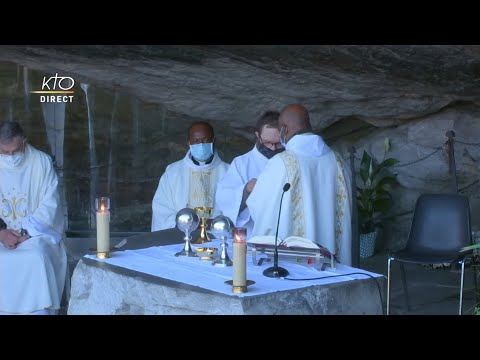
215, 159, 249, 226
247, 157, 289, 238
22, 215, 62, 244
151, 168, 177, 231
21, 155, 64, 244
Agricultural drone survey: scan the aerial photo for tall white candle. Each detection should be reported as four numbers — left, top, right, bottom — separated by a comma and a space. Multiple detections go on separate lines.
97, 209, 110, 252
232, 227, 247, 287
96, 197, 110, 254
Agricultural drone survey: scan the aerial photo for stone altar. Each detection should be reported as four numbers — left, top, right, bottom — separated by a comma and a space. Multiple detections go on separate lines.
67, 229, 385, 315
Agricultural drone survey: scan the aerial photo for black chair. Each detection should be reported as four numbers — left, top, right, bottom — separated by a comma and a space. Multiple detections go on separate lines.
386, 193, 475, 315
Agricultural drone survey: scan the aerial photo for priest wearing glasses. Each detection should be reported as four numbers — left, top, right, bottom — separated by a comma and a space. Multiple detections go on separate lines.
215, 111, 284, 237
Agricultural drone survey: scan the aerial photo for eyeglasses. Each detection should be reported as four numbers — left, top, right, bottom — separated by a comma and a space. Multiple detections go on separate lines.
259, 137, 282, 150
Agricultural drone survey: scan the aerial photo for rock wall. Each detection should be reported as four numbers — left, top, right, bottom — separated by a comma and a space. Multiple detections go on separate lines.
330, 103, 480, 250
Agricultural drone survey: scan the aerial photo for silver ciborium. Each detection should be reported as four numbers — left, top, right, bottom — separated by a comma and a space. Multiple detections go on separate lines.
192, 206, 213, 244
211, 215, 233, 267
175, 208, 200, 257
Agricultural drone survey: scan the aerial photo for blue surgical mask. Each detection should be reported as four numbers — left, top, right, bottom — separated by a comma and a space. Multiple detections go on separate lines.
279, 126, 287, 148
190, 143, 214, 162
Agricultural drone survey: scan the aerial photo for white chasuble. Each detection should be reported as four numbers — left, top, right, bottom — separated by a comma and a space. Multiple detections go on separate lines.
189, 170, 214, 209
247, 134, 352, 265
0, 144, 67, 314
152, 151, 229, 231
215, 146, 268, 236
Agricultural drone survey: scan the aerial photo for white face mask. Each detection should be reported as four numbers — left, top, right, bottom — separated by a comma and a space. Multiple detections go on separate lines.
190, 143, 214, 162
0, 152, 24, 168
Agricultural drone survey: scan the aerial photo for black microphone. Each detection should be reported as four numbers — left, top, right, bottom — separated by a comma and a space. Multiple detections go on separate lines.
263, 183, 291, 278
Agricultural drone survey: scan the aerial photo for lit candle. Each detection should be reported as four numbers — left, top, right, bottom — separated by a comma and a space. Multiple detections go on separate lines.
232, 227, 247, 288
96, 197, 110, 257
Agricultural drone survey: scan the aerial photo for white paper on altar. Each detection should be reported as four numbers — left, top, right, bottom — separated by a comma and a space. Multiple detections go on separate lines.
84, 241, 382, 298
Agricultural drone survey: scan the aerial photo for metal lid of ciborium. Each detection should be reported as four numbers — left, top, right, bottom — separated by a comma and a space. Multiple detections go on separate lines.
210, 215, 233, 267
174, 208, 200, 257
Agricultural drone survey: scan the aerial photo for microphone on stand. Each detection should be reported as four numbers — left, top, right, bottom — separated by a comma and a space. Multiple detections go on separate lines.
263, 183, 291, 278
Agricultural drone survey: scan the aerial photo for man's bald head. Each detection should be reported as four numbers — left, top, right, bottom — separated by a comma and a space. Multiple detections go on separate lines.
278, 104, 312, 143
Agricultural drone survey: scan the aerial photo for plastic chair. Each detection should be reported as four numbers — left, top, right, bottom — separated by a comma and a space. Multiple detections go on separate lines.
386, 193, 475, 315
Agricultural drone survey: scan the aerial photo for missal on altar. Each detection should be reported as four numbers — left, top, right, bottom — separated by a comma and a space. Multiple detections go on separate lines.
247, 235, 319, 249
247, 235, 335, 259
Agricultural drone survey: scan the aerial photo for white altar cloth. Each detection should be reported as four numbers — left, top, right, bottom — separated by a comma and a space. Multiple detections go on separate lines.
84, 241, 382, 297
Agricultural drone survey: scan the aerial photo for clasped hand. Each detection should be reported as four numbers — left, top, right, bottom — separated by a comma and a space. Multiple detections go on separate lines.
0, 229, 30, 249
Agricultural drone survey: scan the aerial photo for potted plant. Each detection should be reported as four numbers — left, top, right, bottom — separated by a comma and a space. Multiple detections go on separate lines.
357, 137, 399, 258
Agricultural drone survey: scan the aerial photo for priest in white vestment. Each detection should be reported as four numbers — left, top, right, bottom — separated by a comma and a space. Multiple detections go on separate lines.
246, 104, 353, 265
215, 111, 284, 236
0, 121, 67, 315
152, 121, 229, 231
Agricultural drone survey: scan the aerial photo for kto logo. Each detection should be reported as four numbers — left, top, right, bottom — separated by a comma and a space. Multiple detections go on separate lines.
31, 73, 75, 103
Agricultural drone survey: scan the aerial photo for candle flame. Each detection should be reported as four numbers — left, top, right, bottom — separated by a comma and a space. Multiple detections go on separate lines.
233, 231, 246, 243
100, 204, 105, 212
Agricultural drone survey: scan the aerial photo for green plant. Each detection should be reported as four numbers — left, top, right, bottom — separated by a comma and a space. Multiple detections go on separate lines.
357, 137, 399, 234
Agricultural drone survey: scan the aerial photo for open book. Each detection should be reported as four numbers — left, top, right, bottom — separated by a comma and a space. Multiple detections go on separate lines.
247, 235, 320, 250
247, 235, 334, 260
